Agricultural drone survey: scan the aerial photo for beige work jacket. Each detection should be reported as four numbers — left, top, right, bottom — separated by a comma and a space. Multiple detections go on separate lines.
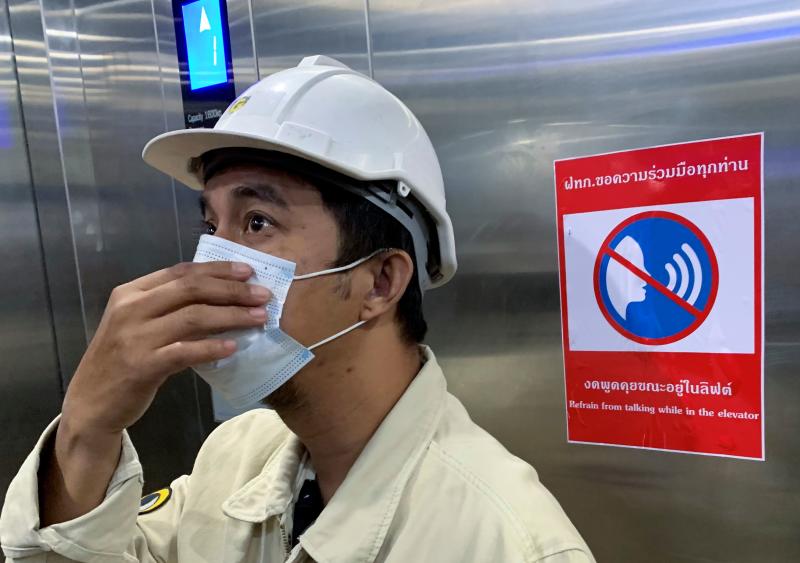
1, 348, 594, 563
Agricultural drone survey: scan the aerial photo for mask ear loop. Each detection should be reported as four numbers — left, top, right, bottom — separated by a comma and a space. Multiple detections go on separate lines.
308, 320, 367, 351
298, 248, 392, 351
293, 248, 390, 280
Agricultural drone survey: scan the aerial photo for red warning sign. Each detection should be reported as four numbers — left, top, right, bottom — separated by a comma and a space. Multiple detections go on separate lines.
554, 134, 764, 459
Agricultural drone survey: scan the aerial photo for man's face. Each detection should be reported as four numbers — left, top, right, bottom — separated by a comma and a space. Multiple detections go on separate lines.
200, 164, 361, 353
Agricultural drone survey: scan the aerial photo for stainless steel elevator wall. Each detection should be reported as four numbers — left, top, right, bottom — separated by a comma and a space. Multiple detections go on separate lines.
2, 1, 798, 561
0, 0, 63, 494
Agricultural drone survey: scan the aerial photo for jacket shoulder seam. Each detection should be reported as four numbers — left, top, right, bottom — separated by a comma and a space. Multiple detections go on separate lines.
532, 547, 592, 562
429, 442, 586, 561
429, 441, 537, 558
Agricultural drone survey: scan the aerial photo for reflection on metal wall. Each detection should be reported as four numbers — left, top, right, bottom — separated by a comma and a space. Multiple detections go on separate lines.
7, 0, 86, 384
0, 1, 63, 496
250, 0, 369, 77
1, 0, 798, 560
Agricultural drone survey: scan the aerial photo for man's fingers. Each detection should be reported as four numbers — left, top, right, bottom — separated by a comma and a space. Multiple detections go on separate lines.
153, 304, 267, 343
154, 339, 237, 373
127, 261, 253, 292
142, 274, 271, 316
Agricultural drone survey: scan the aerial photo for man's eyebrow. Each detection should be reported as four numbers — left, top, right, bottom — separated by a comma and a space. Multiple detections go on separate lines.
198, 183, 289, 216
231, 183, 289, 209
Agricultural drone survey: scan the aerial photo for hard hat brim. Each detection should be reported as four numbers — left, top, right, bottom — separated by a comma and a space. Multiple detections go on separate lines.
142, 127, 359, 191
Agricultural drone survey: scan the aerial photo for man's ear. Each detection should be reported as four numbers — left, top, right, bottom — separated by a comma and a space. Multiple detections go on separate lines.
358, 250, 414, 322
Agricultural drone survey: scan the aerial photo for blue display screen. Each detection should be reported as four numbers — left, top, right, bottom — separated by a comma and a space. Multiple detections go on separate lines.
181, 0, 228, 90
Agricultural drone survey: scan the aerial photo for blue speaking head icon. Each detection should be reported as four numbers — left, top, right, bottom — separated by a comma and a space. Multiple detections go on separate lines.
595, 211, 718, 345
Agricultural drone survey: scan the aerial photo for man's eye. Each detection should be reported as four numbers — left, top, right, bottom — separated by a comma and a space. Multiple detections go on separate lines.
203, 221, 216, 235
247, 214, 272, 233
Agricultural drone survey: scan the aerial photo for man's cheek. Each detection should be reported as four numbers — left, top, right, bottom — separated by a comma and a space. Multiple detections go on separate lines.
251, 241, 295, 263
281, 284, 330, 343
279, 288, 306, 338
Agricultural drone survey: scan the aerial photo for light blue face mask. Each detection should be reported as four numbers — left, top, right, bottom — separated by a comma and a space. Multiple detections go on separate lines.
191, 234, 381, 408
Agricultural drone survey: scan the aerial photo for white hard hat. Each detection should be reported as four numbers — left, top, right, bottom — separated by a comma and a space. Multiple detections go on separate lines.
142, 55, 456, 289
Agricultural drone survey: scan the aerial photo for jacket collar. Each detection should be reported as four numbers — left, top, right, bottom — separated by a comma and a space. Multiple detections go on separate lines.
221, 431, 303, 522
222, 346, 448, 562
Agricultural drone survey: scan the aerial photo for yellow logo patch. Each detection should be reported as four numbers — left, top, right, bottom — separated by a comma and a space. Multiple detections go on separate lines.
226, 95, 250, 115
139, 487, 172, 515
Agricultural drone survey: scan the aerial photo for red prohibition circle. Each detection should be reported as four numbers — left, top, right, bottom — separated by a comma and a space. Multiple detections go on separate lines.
593, 210, 719, 345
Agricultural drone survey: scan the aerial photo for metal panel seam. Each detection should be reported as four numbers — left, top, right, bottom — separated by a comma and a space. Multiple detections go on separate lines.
247, 0, 260, 80
4, 0, 66, 397
149, 0, 184, 264
363, 0, 374, 78
36, 0, 90, 349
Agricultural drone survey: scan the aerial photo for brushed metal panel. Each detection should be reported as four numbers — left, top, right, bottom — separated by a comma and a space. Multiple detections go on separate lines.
251, 0, 370, 76
369, 1, 800, 561
8, 0, 87, 383
228, 0, 260, 91
0, 0, 63, 496
62, 0, 178, 331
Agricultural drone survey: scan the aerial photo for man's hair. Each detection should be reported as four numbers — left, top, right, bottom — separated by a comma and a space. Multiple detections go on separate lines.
200, 148, 427, 343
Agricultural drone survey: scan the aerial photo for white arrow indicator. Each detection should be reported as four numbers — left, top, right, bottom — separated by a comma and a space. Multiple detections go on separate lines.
199, 6, 211, 32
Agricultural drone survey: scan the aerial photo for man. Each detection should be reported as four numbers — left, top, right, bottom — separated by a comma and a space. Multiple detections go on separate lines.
1, 56, 593, 562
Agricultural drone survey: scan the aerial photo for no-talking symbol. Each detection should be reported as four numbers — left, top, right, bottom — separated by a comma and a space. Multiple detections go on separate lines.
594, 211, 719, 345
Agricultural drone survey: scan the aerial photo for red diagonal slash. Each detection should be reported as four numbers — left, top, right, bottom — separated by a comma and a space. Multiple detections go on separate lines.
604, 246, 702, 317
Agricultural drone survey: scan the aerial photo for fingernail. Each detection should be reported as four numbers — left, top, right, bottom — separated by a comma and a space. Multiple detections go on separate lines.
222, 340, 237, 352
249, 285, 270, 299
232, 262, 252, 274
248, 307, 267, 319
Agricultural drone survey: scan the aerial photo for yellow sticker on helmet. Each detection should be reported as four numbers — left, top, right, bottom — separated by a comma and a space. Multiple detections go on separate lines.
226, 95, 250, 115
139, 487, 172, 515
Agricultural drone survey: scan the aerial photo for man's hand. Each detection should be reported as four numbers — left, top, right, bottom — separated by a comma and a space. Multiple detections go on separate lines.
40, 261, 270, 525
